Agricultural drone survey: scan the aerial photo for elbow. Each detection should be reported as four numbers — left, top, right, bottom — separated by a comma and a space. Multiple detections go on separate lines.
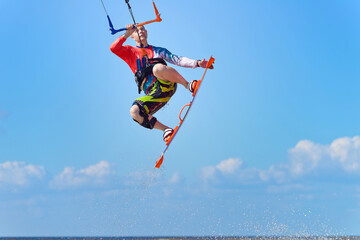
110, 40, 121, 53
110, 43, 117, 53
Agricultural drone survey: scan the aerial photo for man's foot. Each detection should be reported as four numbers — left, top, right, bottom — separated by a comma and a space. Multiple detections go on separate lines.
187, 80, 199, 93
163, 128, 174, 142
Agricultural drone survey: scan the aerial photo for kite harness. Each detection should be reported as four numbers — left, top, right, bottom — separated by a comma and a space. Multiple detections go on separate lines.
134, 58, 167, 94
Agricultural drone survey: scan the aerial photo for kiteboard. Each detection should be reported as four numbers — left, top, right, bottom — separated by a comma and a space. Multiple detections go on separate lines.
155, 56, 215, 168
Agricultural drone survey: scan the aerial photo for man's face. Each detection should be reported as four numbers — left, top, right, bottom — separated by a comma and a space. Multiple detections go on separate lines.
131, 26, 148, 42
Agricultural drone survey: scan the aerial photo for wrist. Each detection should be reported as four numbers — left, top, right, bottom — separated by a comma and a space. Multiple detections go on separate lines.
196, 60, 201, 67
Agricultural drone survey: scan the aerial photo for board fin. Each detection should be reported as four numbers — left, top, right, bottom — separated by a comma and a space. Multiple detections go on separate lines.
155, 154, 164, 168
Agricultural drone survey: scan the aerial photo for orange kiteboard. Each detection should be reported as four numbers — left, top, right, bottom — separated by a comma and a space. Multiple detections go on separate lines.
155, 56, 215, 168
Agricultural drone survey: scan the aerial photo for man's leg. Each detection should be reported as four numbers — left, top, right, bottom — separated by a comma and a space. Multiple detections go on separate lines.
130, 80, 177, 141
152, 64, 189, 89
130, 104, 169, 131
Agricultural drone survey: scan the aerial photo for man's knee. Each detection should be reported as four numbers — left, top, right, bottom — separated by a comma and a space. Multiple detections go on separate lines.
130, 103, 157, 129
152, 63, 168, 77
130, 104, 141, 121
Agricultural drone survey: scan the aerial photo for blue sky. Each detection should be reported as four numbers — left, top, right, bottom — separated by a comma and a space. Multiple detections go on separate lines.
1, 0, 360, 237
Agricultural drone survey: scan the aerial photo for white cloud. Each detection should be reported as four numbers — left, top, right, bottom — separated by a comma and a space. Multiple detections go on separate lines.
50, 161, 113, 189
216, 158, 242, 174
255, 136, 360, 183
289, 136, 360, 175
329, 136, 360, 172
259, 164, 288, 183
78, 160, 111, 177
200, 158, 242, 182
200, 136, 360, 186
0, 161, 45, 187
169, 172, 180, 184
288, 140, 326, 176
260, 136, 360, 183
200, 166, 217, 181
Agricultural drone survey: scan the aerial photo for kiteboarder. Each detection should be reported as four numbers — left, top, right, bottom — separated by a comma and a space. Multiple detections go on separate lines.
110, 24, 214, 141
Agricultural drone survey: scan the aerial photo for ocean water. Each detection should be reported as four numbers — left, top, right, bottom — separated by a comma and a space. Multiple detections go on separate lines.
1, 237, 360, 240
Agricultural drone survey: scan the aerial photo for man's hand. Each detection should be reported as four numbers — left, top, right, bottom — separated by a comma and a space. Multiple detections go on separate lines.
123, 24, 136, 39
198, 59, 214, 69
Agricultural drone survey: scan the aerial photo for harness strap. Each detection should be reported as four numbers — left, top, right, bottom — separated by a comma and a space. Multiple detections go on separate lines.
134, 58, 167, 94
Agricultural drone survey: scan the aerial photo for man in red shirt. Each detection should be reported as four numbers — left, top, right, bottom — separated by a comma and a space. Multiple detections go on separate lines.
110, 24, 213, 141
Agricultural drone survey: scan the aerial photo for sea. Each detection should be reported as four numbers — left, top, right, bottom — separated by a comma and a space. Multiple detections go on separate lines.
0, 237, 360, 240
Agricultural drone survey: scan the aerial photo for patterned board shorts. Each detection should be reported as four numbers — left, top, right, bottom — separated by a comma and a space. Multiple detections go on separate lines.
133, 78, 177, 115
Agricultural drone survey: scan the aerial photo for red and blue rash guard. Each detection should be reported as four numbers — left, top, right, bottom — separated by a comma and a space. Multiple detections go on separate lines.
110, 35, 198, 94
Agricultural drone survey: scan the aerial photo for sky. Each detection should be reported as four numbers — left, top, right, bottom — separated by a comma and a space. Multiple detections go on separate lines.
1, 0, 360, 237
